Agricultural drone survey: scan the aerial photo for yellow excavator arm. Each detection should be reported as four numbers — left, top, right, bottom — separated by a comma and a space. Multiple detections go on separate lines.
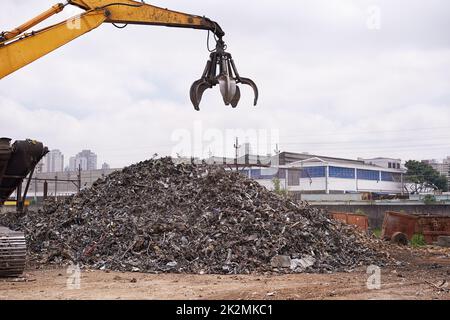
0, 0, 258, 110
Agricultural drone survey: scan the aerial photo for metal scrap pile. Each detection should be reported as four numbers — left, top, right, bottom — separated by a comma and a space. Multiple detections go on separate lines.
1, 158, 387, 274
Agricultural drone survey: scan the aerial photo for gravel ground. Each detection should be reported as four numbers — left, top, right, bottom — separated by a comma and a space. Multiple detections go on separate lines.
1, 246, 449, 300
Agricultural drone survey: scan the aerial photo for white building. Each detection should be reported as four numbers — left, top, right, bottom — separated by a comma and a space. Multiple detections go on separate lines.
240, 153, 405, 195
445, 157, 450, 186
423, 157, 450, 187
39, 149, 64, 173
69, 150, 97, 171
360, 157, 402, 170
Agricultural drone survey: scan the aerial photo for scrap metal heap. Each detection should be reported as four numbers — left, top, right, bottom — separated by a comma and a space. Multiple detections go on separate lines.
1, 158, 387, 274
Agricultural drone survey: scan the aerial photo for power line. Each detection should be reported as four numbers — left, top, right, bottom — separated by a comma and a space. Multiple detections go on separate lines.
281, 136, 450, 146
279, 125, 450, 139
278, 143, 450, 152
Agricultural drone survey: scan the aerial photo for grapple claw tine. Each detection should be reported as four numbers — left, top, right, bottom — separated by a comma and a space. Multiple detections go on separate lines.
190, 79, 213, 111
218, 75, 237, 106
190, 79, 205, 110
231, 86, 241, 108
196, 83, 212, 104
238, 77, 259, 106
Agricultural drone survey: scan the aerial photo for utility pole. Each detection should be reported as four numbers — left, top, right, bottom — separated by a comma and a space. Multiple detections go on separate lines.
234, 137, 241, 171
273, 143, 282, 167
274, 144, 280, 156
16, 184, 22, 213
43, 180, 48, 200
54, 175, 58, 200
77, 164, 82, 193
34, 175, 37, 203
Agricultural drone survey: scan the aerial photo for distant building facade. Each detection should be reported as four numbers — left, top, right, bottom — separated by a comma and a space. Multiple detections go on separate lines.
101, 163, 110, 170
445, 157, 450, 186
36, 149, 64, 173
236, 152, 405, 195
360, 157, 402, 170
423, 157, 450, 187
69, 150, 97, 171
35, 159, 45, 173
44, 149, 64, 173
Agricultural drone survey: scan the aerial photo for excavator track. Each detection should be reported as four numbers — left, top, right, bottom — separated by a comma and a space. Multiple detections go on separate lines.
0, 227, 26, 277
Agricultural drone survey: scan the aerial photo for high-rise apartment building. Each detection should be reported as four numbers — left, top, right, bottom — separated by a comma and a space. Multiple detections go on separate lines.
40, 149, 64, 173
69, 150, 97, 171
423, 157, 450, 187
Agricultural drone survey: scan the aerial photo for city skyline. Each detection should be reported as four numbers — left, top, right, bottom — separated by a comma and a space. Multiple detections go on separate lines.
37, 148, 109, 173
36, 143, 449, 174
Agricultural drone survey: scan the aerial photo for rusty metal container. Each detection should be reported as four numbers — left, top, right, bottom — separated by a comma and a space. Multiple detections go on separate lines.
330, 212, 369, 232
381, 211, 419, 241
416, 216, 450, 244
382, 211, 450, 245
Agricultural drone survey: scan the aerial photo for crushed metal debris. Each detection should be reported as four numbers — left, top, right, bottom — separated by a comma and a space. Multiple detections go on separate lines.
0, 158, 388, 274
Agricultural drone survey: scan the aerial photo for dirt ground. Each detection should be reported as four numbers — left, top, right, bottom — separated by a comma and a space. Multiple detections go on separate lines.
1, 246, 449, 300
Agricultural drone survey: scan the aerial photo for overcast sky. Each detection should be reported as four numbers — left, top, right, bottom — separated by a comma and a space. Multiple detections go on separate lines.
1, 0, 450, 168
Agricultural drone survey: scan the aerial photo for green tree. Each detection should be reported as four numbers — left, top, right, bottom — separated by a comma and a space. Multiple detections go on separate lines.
434, 175, 449, 192
404, 160, 448, 193
272, 177, 287, 197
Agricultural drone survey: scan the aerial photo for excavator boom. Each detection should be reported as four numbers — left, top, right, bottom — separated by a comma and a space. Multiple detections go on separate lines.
0, 1, 224, 79
68, 0, 225, 37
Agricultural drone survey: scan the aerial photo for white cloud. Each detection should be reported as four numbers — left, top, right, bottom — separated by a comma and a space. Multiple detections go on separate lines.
1, 0, 450, 168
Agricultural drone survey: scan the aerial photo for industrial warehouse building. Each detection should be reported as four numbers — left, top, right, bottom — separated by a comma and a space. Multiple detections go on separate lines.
239, 152, 405, 196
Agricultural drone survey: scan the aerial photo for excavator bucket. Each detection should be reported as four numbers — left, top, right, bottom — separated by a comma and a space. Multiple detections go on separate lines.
190, 40, 258, 110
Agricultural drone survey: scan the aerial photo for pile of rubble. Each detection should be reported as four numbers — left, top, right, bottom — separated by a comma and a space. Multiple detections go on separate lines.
1, 158, 387, 274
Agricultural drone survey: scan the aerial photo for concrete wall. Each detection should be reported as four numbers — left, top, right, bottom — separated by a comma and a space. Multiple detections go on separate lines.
257, 179, 287, 191
410, 194, 450, 202
312, 203, 450, 229
355, 179, 402, 193
300, 193, 362, 202
289, 178, 326, 192
328, 177, 356, 192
